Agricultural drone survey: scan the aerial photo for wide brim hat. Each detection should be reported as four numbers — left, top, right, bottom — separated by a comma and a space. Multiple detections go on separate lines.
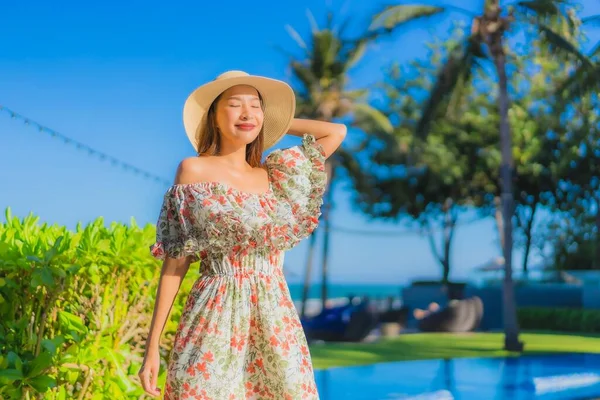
183, 70, 296, 151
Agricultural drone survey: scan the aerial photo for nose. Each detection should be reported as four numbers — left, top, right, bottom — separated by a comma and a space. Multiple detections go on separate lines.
240, 105, 252, 120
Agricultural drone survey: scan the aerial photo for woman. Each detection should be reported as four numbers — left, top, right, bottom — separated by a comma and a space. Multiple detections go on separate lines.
139, 70, 346, 399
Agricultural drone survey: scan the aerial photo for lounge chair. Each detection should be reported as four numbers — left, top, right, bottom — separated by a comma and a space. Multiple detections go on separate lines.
418, 296, 484, 333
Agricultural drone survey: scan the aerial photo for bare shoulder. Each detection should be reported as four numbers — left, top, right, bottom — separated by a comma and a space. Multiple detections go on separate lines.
174, 157, 210, 184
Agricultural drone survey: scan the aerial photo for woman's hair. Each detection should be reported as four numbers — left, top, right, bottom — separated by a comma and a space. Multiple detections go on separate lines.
195, 91, 265, 168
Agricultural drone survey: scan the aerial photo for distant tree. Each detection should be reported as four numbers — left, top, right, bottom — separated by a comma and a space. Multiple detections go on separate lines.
367, 0, 583, 351
552, 14, 600, 268
347, 32, 495, 284
553, 101, 600, 268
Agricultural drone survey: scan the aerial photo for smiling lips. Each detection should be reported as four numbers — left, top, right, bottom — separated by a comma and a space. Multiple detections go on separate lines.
236, 123, 256, 131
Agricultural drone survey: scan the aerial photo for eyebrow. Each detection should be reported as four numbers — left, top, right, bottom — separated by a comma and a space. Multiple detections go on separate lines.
227, 96, 260, 101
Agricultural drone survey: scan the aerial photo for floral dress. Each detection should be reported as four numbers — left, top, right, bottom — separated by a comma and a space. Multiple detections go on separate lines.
150, 134, 326, 400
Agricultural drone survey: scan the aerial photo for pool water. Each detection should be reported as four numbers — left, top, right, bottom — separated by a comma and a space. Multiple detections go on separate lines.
314, 353, 600, 400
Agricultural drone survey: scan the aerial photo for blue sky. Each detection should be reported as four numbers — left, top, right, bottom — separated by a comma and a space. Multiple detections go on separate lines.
1, 0, 599, 284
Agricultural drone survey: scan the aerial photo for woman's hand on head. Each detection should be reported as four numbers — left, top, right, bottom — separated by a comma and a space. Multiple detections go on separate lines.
287, 118, 346, 159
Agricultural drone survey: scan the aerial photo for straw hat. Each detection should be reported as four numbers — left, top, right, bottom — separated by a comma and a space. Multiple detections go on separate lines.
183, 70, 296, 151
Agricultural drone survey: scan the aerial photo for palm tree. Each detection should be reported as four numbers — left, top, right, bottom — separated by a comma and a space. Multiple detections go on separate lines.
368, 0, 581, 351
281, 11, 393, 318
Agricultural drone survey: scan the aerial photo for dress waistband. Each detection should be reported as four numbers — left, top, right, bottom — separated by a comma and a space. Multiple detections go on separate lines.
202, 269, 284, 278
200, 252, 284, 278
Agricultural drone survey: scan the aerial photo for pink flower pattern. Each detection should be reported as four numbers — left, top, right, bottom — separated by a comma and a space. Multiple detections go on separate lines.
150, 134, 326, 399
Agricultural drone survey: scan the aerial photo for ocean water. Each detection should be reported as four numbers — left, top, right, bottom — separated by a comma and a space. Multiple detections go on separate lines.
287, 283, 403, 301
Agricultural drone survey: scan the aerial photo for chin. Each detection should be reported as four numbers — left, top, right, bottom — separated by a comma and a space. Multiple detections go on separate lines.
239, 132, 260, 144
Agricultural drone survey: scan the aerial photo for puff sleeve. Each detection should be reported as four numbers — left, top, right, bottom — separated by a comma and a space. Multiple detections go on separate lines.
149, 186, 206, 262
265, 133, 327, 241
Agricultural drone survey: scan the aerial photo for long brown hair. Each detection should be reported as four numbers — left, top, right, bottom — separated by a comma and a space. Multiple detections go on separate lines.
195, 91, 265, 168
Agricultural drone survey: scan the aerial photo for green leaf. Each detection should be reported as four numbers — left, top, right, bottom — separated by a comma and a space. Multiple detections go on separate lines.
26, 255, 44, 264
2, 385, 23, 398
58, 311, 88, 335
105, 349, 137, 393
26, 352, 53, 377
66, 264, 81, 274
30, 267, 55, 288
56, 385, 67, 400
50, 265, 67, 279
7, 352, 22, 372
370, 5, 444, 31
41, 337, 65, 355
0, 368, 23, 383
27, 374, 57, 393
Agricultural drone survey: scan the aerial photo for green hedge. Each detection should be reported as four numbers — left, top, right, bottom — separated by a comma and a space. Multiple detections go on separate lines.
518, 307, 600, 333
0, 208, 199, 399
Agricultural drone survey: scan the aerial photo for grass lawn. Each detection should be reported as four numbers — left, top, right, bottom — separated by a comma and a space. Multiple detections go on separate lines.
309, 331, 600, 370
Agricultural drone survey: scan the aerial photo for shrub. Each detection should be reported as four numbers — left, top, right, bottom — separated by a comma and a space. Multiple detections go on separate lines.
517, 307, 600, 333
0, 208, 199, 399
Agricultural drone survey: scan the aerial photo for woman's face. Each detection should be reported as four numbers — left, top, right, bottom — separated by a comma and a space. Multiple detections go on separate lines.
214, 85, 264, 146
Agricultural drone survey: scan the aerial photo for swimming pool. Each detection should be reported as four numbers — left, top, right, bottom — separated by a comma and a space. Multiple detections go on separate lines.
314, 353, 600, 399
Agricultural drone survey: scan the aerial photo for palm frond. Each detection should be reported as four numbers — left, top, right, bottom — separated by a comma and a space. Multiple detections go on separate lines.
352, 103, 394, 135
557, 63, 600, 104
590, 41, 600, 58
537, 23, 591, 66
285, 24, 308, 51
369, 5, 444, 31
582, 15, 600, 26
344, 89, 370, 100
416, 36, 487, 138
306, 9, 319, 34
346, 39, 367, 70
514, 0, 566, 18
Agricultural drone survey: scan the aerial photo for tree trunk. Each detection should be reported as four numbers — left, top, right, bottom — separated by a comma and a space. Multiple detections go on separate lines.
595, 195, 600, 269
425, 202, 456, 284
522, 202, 538, 275
442, 259, 451, 285
494, 196, 505, 253
490, 30, 523, 352
320, 161, 336, 309
442, 203, 455, 284
300, 231, 317, 319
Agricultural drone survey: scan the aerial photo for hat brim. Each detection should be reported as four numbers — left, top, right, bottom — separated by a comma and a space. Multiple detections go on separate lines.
183, 75, 296, 152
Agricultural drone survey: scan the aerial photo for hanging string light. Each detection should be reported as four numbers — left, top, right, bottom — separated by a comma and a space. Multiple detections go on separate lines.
0, 105, 172, 187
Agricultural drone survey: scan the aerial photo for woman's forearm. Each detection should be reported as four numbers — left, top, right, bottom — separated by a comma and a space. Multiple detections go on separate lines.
145, 258, 191, 353
287, 118, 346, 159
